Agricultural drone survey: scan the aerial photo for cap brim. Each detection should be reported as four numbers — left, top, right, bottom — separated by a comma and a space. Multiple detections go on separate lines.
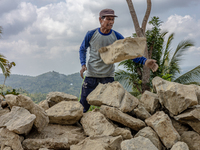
104, 14, 118, 17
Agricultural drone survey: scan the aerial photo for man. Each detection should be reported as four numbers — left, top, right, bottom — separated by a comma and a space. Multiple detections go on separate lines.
79, 9, 158, 112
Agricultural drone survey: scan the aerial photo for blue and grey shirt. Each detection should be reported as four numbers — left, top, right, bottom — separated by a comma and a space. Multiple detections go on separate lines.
79, 28, 147, 77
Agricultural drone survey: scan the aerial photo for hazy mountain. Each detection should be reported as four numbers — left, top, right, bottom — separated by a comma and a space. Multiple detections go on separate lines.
0, 71, 83, 97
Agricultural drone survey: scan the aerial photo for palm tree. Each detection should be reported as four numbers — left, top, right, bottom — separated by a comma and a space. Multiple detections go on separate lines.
115, 17, 199, 96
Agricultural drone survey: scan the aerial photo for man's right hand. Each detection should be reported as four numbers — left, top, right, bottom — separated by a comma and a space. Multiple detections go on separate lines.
80, 65, 87, 79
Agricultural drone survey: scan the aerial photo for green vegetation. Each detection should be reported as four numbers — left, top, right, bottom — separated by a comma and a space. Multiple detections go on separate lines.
0, 71, 83, 103
115, 16, 199, 96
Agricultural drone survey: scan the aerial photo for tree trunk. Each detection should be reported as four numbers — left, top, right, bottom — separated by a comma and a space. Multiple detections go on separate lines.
126, 0, 152, 92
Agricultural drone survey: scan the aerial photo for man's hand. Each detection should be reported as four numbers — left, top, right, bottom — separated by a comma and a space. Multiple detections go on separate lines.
80, 65, 87, 79
145, 59, 158, 72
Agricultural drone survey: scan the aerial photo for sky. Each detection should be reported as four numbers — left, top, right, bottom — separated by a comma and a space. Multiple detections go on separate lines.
0, 0, 200, 76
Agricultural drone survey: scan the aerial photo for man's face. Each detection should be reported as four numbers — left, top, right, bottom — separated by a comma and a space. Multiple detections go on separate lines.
100, 16, 115, 30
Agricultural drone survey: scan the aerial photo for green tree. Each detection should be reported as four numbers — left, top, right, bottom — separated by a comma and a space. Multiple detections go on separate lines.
115, 16, 199, 96
0, 26, 16, 95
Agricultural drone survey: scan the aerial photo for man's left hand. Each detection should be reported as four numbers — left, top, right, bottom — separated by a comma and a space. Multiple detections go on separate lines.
145, 59, 158, 72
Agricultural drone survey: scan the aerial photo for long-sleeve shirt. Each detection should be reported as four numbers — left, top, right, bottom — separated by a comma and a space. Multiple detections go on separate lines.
79, 28, 147, 77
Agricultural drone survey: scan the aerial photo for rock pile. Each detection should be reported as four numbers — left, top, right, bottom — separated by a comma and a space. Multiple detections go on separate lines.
0, 77, 200, 150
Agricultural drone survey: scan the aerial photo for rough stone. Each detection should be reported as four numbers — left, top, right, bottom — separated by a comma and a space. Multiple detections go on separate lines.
99, 37, 146, 64
0, 128, 23, 150
5, 94, 49, 132
100, 105, 146, 131
46, 101, 83, 125
0, 106, 36, 135
139, 90, 160, 114
174, 105, 200, 134
70, 135, 123, 150
121, 136, 158, 150
46, 92, 78, 107
133, 104, 151, 120
81, 109, 132, 139
152, 76, 198, 115
134, 127, 163, 150
0, 107, 10, 117
171, 141, 189, 150
3, 147, 12, 150
181, 131, 200, 150
145, 111, 180, 149
87, 81, 139, 112
171, 118, 189, 136
38, 100, 49, 110
23, 124, 86, 150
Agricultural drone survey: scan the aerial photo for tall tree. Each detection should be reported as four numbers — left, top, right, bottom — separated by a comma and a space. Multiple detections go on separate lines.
126, 0, 152, 92
115, 17, 198, 96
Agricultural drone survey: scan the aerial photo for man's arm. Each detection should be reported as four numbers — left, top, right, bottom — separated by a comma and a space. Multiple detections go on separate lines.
79, 29, 97, 78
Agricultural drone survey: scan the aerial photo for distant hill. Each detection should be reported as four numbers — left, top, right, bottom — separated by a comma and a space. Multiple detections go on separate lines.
0, 71, 83, 97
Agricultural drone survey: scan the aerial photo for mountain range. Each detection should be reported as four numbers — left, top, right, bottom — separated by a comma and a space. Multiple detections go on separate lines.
0, 71, 83, 97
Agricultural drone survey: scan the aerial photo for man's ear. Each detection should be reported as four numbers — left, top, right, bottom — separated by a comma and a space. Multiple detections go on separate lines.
99, 17, 102, 24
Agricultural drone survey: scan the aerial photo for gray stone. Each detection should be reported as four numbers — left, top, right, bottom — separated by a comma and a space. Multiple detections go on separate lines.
38, 100, 49, 110
152, 77, 198, 115
121, 136, 158, 150
145, 111, 180, 149
181, 131, 200, 150
99, 37, 146, 64
5, 94, 49, 132
70, 135, 123, 150
23, 124, 86, 150
139, 90, 160, 114
0, 106, 36, 135
0, 128, 23, 150
46, 92, 78, 107
133, 104, 151, 120
87, 81, 138, 112
171, 142, 189, 150
46, 101, 83, 125
100, 105, 146, 131
134, 127, 163, 150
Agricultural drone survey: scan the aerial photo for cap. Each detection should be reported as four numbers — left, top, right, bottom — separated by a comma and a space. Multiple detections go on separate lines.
99, 9, 117, 18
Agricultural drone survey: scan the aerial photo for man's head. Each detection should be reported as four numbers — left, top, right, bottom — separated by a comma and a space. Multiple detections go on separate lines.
99, 9, 117, 31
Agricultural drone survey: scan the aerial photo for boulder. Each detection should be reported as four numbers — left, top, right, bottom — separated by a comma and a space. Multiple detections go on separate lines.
87, 81, 139, 112
181, 131, 200, 150
5, 94, 49, 132
134, 127, 163, 150
174, 105, 200, 134
171, 141, 189, 150
70, 135, 123, 150
139, 90, 160, 114
99, 37, 146, 64
133, 104, 151, 120
46, 101, 83, 125
100, 105, 146, 131
22, 124, 86, 150
152, 77, 198, 115
38, 100, 49, 110
145, 111, 180, 149
2, 147, 12, 150
121, 136, 159, 150
81, 109, 132, 139
46, 92, 78, 107
0, 106, 36, 135
0, 107, 10, 117
0, 128, 23, 150
171, 118, 189, 136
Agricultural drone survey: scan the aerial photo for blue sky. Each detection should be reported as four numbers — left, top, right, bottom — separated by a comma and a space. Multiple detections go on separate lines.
0, 0, 200, 76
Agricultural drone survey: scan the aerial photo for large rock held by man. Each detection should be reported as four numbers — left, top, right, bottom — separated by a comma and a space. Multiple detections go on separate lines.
99, 37, 146, 64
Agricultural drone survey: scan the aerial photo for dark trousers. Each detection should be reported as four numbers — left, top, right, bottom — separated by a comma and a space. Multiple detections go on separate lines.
80, 77, 114, 113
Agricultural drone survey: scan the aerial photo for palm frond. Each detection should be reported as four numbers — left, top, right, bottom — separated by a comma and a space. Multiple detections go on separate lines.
174, 65, 200, 84
169, 40, 194, 76
115, 70, 133, 90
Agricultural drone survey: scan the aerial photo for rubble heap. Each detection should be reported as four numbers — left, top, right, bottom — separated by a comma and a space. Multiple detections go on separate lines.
0, 77, 200, 150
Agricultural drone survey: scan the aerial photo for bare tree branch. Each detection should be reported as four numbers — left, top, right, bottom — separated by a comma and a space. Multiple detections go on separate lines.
142, 0, 152, 34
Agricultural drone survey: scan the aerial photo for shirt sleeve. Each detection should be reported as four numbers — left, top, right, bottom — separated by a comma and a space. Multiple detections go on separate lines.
79, 29, 96, 66
113, 30, 124, 40
132, 56, 147, 65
